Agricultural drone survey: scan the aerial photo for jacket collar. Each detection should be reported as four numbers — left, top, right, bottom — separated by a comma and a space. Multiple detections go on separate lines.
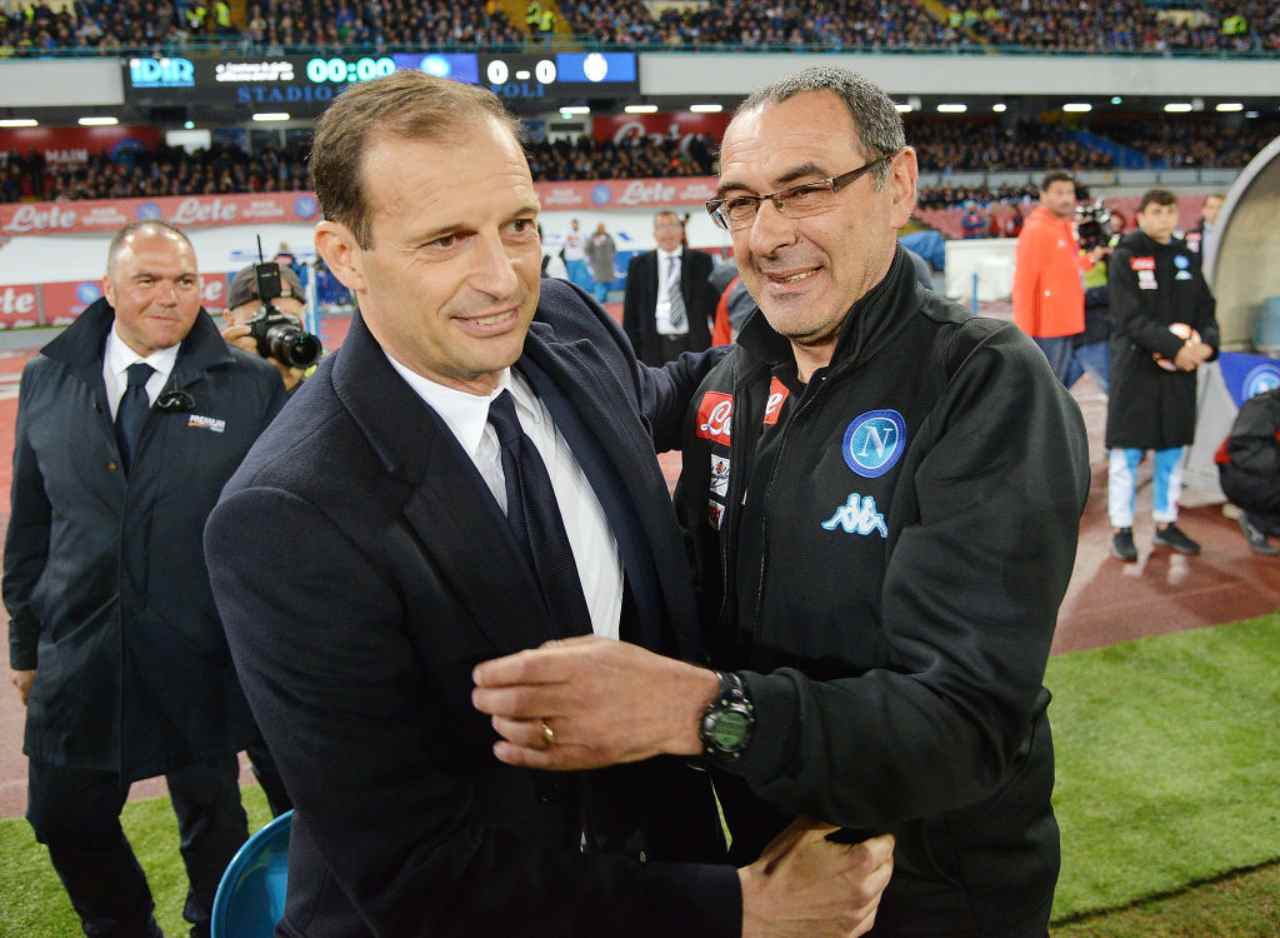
1027, 205, 1072, 232
40, 296, 236, 389
735, 245, 918, 379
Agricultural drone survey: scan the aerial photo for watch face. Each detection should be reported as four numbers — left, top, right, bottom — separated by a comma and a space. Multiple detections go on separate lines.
710, 709, 750, 750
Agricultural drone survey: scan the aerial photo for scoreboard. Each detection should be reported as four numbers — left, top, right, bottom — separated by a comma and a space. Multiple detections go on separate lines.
123, 52, 639, 118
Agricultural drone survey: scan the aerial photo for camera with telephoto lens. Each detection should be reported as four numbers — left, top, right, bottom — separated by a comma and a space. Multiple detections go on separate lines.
1075, 199, 1113, 252
245, 261, 322, 369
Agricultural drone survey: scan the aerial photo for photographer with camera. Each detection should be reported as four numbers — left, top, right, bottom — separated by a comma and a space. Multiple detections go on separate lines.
221, 260, 323, 392
1070, 192, 1120, 394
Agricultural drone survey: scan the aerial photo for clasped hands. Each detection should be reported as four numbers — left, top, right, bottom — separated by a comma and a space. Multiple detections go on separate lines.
471, 635, 714, 771
472, 635, 895, 938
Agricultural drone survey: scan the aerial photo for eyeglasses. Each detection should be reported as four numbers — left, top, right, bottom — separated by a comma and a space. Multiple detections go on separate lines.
705, 153, 896, 231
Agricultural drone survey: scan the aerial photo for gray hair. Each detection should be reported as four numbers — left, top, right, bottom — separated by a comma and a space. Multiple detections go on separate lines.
737, 66, 906, 188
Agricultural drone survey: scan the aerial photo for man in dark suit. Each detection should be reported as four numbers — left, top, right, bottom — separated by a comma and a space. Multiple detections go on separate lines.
5, 221, 287, 937
204, 71, 892, 938
623, 210, 718, 366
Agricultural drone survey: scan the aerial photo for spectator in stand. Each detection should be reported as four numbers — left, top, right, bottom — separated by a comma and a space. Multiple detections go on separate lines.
960, 201, 987, 239
3, 0, 1279, 54
1002, 206, 1025, 238
1012, 171, 1106, 387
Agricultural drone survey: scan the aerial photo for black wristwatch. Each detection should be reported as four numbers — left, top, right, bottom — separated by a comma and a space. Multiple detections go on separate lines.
700, 671, 755, 761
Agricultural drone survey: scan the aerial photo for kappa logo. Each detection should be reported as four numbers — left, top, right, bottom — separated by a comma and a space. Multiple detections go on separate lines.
821, 492, 887, 539
763, 376, 790, 426
841, 409, 906, 478
1244, 363, 1280, 399
695, 391, 733, 446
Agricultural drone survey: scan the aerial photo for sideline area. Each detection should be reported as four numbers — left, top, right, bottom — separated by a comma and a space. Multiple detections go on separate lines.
1, 307, 1278, 935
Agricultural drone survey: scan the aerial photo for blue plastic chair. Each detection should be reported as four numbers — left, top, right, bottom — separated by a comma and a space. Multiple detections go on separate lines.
211, 810, 293, 938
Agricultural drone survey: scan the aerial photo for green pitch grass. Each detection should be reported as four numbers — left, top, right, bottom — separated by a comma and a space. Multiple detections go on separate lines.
1, 614, 1277, 937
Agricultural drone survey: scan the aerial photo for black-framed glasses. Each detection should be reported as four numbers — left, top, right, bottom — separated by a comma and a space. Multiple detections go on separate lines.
705, 152, 897, 231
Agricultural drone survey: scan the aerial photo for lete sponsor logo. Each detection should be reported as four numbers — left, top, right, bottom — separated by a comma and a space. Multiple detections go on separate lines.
201, 274, 228, 310
0, 284, 40, 328
170, 197, 240, 225
695, 391, 733, 446
617, 180, 679, 206
763, 376, 790, 426
2, 203, 79, 234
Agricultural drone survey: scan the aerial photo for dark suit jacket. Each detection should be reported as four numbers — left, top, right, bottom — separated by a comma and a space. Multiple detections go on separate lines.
205, 281, 739, 937
623, 247, 717, 366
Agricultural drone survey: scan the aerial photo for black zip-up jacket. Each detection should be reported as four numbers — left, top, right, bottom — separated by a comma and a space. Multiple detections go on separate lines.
676, 250, 1090, 936
1219, 387, 1280, 520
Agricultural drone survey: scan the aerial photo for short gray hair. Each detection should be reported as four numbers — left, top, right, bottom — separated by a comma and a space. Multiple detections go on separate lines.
737, 66, 905, 188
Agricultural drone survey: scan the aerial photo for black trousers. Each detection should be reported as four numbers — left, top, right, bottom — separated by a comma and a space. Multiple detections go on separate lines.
656, 332, 694, 364
27, 754, 249, 938
245, 734, 293, 819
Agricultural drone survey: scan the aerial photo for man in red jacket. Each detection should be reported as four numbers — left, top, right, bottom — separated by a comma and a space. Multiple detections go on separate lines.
1012, 171, 1106, 386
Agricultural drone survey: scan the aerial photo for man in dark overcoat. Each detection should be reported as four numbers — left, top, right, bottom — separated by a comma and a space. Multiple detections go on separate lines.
5, 221, 287, 937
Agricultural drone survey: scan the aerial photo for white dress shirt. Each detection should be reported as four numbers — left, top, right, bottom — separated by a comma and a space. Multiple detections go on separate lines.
103, 325, 181, 420
654, 248, 687, 336
385, 354, 624, 640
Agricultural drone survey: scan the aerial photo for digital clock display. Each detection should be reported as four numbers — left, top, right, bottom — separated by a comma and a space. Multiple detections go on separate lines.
304, 56, 397, 85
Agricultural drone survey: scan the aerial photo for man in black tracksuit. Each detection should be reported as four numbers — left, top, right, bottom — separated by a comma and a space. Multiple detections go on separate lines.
472, 67, 1089, 937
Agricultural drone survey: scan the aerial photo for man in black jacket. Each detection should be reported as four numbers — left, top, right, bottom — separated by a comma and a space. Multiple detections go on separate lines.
1217, 387, 1280, 555
4, 221, 287, 937
1105, 189, 1220, 562
475, 66, 1090, 938
204, 70, 892, 938
623, 211, 718, 365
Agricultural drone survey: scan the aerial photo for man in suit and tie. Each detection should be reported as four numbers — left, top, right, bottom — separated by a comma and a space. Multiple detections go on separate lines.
6, 221, 287, 937
623, 210, 718, 366
204, 70, 892, 938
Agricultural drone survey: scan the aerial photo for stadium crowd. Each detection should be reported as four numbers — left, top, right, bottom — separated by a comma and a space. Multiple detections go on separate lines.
525, 134, 716, 180
909, 118, 1114, 172
1097, 116, 1280, 169
1, 141, 311, 202
2, 0, 1276, 54
4, 111, 1277, 205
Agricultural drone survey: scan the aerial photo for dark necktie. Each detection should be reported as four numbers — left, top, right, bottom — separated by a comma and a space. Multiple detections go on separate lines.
666, 255, 687, 331
115, 362, 154, 474
487, 389, 592, 636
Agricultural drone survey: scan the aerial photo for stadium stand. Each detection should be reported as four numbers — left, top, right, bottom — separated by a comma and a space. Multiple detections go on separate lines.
909, 118, 1114, 172
5, 113, 1280, 204
2, 0, 1277, 54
